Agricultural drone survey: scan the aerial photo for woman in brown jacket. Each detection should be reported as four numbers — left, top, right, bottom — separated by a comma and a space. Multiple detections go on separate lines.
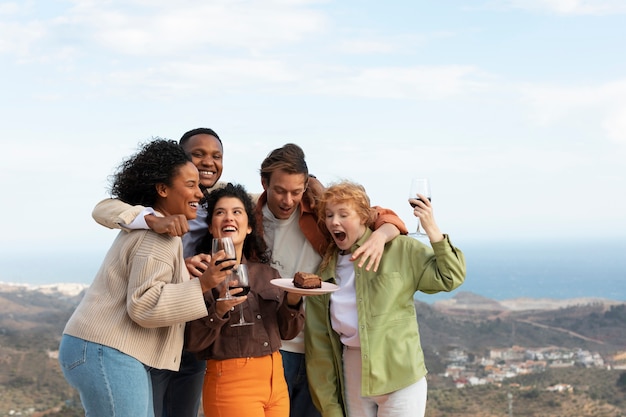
185, 183, 305, 417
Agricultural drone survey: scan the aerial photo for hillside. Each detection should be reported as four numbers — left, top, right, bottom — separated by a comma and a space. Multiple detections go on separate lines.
1, 284, 625, 416
421, 291, 626, 354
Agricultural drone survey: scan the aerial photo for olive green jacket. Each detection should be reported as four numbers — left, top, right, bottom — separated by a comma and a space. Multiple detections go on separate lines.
305, 230, 466, 417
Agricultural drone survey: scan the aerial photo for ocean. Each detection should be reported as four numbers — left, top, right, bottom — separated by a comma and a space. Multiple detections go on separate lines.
2, 238, 625, 303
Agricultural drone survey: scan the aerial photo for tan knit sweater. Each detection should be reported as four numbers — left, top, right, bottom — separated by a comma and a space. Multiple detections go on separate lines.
63, 229, 208, 371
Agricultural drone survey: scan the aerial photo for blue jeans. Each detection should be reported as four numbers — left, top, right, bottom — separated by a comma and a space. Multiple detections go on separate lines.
280, 350, 321, 417
151, 350, 206, 417
58, 334, 155, 417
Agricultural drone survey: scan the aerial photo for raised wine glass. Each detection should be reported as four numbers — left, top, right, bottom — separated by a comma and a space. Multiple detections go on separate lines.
408, 178, 431, 238
230, 264, 253, 327
213, 237, 236, 301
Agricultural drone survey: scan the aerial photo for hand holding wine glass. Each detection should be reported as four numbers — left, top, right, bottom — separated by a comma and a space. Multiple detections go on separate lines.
186, 253, 212, 278
408, 178, 432, 238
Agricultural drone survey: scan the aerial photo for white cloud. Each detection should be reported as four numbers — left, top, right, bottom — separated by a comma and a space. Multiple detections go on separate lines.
333, 32, 454, 55
501, 0, 626, 15
78, 57, 299, 100
62, 0, 328, 55
0, 1, 488, 102
0, 0, 328, 63
0, 2, 20, 15
336, 39, 398, 54
0, 141, 134, 177
0, 20, 47, 58
603, 106, 626, 144
29, 54, 489, 101
520, 79, 626, 143
307, 65, 488, 100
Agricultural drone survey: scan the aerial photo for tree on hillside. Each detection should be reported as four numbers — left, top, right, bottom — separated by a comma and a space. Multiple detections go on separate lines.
617, 372, 626, 392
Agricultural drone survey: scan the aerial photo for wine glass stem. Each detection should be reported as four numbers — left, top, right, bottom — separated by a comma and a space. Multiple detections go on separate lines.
239, 305, 245, 324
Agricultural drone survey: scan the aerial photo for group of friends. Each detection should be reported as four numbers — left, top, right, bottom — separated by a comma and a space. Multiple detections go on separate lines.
58, 127, 467, 417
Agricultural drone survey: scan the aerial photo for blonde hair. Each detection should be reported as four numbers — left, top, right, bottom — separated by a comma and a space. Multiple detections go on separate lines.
316, 180, 374, 271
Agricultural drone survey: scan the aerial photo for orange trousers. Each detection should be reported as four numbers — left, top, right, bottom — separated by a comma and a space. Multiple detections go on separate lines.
202, 350, 290, 417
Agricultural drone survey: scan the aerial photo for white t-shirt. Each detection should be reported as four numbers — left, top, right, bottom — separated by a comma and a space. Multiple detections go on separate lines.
330, 253, 360, 347
262, 204, 321, 353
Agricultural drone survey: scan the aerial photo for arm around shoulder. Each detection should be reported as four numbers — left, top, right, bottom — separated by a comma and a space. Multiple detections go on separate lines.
371, 206, 409, 235
92, 198, 147, 230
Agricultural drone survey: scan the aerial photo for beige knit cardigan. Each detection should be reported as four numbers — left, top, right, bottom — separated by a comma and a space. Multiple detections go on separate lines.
63, 229, 208, 371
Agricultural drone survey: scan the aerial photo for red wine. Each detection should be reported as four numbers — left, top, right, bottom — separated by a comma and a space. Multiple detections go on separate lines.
229, 285, 250, 296
215, 258, 236, 271
410, 197, 431, 208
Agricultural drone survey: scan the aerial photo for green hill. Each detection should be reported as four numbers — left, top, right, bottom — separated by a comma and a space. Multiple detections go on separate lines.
1, 285, 625, 416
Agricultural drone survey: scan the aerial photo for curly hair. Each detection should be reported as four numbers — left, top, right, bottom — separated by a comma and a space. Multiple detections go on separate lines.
196, 183, 271, 264
109, 138, 192, 207
316, 180, 374, 271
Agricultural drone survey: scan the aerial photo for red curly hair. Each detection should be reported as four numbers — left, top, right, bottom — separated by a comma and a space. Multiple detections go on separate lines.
316, 180, 375, 271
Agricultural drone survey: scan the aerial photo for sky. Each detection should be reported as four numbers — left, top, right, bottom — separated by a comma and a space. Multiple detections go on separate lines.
1, 0, 626, 262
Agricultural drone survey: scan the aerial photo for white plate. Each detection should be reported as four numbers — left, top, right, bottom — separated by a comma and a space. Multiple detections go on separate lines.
270, 278, 339, 295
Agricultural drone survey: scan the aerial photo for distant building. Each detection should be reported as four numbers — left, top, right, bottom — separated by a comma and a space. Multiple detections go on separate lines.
546, 383, 573, 393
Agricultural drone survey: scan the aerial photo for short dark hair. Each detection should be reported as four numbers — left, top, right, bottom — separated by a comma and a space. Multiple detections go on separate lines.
179, 128, 222, 149
260, 143, 308, 185
110, 138, 191, 207
197, 183, 271, 263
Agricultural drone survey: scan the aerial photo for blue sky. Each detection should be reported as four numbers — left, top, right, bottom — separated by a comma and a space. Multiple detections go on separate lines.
1, 0, 625, 259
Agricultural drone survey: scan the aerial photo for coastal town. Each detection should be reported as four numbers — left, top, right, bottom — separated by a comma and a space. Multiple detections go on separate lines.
441, 345, 626, 389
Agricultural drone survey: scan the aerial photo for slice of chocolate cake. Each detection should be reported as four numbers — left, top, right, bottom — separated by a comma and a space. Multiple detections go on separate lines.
293, 271, 322, 289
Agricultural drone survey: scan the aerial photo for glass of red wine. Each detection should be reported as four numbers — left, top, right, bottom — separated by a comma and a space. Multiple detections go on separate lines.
230, 264, 253, 327
408, 178, 431, 238
213, 237, 237, 301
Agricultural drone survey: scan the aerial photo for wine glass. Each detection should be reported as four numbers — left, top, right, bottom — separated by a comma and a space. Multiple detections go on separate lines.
230, 264, 253, 327
408, 178, 431, 238
213, 237, 236, 301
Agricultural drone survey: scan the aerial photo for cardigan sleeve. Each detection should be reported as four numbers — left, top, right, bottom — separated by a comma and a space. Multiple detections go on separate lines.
92, 198, 146, 230
125, 234, 208, 328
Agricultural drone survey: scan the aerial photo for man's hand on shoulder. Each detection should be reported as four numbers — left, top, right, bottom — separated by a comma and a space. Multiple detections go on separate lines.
304, 175, 325, 210
145, 214, 189, 237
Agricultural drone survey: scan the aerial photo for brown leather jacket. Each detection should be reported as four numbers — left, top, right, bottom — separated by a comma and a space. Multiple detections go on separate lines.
185, 258, 304, 360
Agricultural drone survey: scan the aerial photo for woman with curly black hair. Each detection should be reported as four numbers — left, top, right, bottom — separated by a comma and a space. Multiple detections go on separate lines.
186, 183, 305, 417
58, 139, 234, 417
195, 183, 270, 263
